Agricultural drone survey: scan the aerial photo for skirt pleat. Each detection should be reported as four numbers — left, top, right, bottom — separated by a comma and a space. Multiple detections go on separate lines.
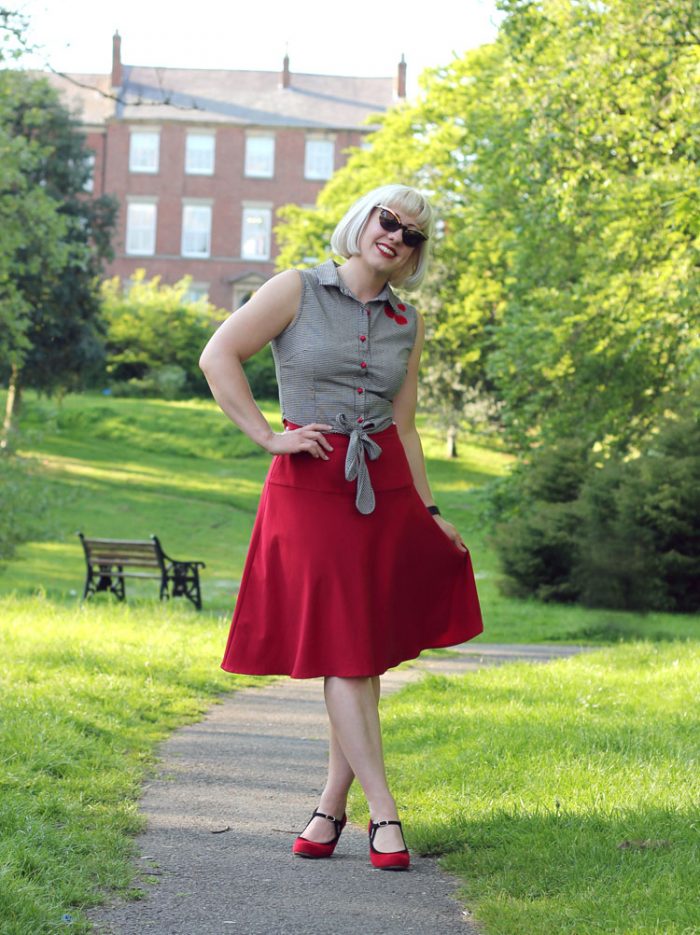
221, 422, 483, 678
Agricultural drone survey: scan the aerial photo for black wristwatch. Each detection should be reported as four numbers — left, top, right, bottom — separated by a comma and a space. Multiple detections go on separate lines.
427, 505, 441, 516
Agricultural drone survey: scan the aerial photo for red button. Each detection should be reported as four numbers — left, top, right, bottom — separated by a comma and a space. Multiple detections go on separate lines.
360, 335, 366, 342
367, 309, 371, 316
357, 387, 364, 394
360, 361, 367, 369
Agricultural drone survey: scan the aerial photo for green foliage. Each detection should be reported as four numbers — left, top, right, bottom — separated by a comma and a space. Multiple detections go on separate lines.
0, 70, 117, 394
242, 343, 278, 400
493, 388, 700, 612
492, 440, 589, 602
274, 0, 699, 455
0, 455, 53, 561
575, 388, 700, 612
101, 270, 225, 397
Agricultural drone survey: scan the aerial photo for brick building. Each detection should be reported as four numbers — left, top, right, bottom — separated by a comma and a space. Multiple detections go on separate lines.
44, 33, 406, 310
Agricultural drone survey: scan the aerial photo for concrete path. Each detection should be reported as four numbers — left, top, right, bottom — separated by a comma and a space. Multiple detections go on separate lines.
88, 644, 589, 935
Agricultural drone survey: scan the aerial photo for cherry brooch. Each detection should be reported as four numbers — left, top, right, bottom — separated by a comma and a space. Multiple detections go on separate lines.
384, 303, 408, 326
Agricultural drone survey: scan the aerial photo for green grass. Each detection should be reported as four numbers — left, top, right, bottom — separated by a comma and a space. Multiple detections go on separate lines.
0, 596, 266, 934
2, 390, 696, 643
1, 392, 698, 932
355, 642, 700, 934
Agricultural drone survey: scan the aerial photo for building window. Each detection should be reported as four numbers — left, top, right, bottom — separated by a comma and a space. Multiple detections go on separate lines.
82, 152, 95, 192
245, 135, 275, 178
241, 207, 271, 260
125, 201, 157, 255
184, 282, 209, 303
185, 132, 215, 175
304, 138, 334, 180
129, 130, 160, 173
181, 203, 212, 258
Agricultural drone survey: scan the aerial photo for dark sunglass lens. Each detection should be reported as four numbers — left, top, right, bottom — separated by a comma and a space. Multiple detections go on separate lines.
379, 209, 401, 232
403, 230, 425, 247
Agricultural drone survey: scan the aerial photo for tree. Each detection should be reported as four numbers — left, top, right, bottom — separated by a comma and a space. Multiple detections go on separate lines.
0, 69, 117, 445
275, 0, 699, 456
101, 271, 225, 398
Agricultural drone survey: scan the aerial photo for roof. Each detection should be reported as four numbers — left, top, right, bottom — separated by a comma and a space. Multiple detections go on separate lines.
39, 66, 395, 131
36, 71, 116, 128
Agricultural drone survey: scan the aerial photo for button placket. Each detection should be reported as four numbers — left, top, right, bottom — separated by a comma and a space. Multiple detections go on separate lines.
357, 304, 371, 422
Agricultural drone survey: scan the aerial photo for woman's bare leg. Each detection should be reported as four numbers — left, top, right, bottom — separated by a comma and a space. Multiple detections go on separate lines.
321, 675, 405, 852
301, 677, 382, 844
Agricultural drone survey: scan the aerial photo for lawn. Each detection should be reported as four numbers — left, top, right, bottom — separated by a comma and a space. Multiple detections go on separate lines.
357, 642, 700, 934
0, 598, 266, 935
3, 391, 697, 642
1, 391, 698, 934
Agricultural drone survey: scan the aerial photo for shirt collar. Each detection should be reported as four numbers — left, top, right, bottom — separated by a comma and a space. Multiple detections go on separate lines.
313, 259, 401, 312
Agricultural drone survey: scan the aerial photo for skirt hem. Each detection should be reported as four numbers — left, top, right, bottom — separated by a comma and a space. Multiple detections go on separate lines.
220, 629, 484, 680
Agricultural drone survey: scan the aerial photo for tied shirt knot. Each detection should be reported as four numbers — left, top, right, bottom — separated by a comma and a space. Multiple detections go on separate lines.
333, 413, 383, 514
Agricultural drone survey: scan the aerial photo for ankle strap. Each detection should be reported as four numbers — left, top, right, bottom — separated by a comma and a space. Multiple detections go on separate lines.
313, 810, 339, 822
369, 818, 405, 847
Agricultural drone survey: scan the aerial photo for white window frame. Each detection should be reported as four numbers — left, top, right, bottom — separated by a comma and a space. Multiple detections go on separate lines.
185, 131, 215, 175
125, 200, 157, 256
181, 201, 212, 259
129, 129, 160, 174
304, 137, 334, 180
83, 152, 95, 192
244, 134, 275, 179
241, 204, 272, 261
184, 282, 210, 303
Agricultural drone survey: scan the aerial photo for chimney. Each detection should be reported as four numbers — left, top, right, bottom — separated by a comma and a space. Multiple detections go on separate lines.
395, 53, 406, 99
281, 52, 291, 89
112, 30, 122, 88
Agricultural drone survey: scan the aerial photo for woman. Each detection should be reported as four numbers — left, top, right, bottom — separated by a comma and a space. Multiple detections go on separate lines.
199, 184, 483, 871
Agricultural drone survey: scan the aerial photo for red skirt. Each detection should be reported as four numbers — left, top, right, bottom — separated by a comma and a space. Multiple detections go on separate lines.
221, 422, 483, 679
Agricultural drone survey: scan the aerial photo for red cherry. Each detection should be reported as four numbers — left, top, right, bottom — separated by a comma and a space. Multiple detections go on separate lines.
384, 304, 395, 318
394, 314, 408, 325
397, 303, 406, 311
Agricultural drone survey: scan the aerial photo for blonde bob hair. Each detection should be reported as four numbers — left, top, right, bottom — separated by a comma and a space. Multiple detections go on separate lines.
330, 184, 435, 291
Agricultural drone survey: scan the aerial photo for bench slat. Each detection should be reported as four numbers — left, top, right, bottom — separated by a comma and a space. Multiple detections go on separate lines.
83, 538, 154, 547
89, 552, 160, 563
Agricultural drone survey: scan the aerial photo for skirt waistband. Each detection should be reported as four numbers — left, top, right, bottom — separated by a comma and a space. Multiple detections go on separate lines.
273, 420, 413, 510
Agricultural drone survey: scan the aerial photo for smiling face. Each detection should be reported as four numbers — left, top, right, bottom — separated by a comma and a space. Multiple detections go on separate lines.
357, 204, 422, 282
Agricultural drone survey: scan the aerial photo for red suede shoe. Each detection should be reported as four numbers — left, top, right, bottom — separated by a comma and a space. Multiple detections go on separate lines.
368, 819, 410, 871
292, 810, 347, 859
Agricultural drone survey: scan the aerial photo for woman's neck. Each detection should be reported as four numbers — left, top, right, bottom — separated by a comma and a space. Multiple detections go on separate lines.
336, 256, 389, 304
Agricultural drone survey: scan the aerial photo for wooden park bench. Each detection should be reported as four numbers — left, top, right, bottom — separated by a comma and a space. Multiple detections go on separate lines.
78, 533, 205, 610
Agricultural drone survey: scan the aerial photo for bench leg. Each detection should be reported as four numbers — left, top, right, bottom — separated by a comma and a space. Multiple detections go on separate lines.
169, 564, 202, 610
92, 565, 126, 601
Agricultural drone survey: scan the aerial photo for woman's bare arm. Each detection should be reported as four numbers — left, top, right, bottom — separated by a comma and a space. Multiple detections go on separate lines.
393, 312, 466, 552
199, 269, 333, 459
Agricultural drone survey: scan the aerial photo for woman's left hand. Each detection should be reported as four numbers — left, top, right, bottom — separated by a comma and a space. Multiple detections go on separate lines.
432, 514, 468, 552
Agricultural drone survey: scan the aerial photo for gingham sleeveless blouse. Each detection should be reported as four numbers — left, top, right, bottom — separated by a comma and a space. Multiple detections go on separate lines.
270, 259, 418, 514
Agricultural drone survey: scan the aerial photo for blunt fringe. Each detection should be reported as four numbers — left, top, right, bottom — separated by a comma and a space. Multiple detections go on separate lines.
330, 184, 435, 291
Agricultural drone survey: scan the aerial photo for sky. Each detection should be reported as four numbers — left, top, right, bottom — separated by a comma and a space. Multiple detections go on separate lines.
15, 0, 504, 97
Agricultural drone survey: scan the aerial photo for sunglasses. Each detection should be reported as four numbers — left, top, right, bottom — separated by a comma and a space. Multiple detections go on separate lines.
375, 205, 428, 248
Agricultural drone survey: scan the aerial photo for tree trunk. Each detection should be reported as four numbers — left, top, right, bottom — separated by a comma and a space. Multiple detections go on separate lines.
446, 424, 458, 459
1, 364, 21, 451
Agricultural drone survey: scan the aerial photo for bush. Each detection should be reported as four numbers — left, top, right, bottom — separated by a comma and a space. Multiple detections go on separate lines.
243, 345, 279, 400
492, 391, 700, 612
575, 393, 700, 612
0, 456, 53, 562
102, 271, 225, 398
492, 440, 588, 602
110, 365, 188, 400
